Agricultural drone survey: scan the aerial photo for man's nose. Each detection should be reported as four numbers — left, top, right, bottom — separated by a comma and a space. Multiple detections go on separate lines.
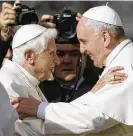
63, 54, 72, 63
80, 45, 86, 54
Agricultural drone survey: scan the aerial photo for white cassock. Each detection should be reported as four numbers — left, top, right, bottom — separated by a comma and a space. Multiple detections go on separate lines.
0, 82, 18, 136
44, 39, 133, 136
0, 60, 47, 136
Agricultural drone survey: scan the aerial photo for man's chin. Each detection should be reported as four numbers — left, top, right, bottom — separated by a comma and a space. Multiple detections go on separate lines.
56, 76, 76, 86
64, 74, 76, 81
39, 73, 54, 81
48, 76, 54, 81
94, 61, 100, 68
48, 73, 54, 81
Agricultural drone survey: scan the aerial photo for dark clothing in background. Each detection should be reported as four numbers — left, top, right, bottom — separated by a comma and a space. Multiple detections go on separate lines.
40, 68, 99, 102
0, 38, 12, 67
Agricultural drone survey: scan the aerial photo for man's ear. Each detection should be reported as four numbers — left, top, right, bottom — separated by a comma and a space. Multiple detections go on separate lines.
101, 30, 111, 48
24, 50, 35, 65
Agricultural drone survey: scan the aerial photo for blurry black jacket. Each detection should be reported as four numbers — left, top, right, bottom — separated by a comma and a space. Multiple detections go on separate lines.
0, 37, 12, 67
40, 68, 99, 102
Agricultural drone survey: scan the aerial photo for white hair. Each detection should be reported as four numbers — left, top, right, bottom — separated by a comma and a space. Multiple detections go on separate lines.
12, 28, 57, 63
86, 18, 125, 38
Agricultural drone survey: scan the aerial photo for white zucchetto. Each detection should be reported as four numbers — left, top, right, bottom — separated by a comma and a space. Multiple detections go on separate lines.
12, 24, 47, 49
83, 5, 122, 26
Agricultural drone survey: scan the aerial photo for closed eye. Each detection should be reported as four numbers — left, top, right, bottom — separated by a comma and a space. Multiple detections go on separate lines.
79, 39, 87, 44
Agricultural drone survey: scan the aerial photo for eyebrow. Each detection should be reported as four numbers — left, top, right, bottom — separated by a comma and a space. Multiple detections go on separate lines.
78, 38, 87, 42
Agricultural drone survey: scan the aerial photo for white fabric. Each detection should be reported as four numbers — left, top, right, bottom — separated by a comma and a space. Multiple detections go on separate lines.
92, 39, 133, 125
0, 59, 47, 136
72, 39, 133, 125
83, 5, 122, 26
37, 102, 48, 119
37, 77, 85, 119
0, 82, 18, 136
43, 39, 133, 135
12, 24, 47, 49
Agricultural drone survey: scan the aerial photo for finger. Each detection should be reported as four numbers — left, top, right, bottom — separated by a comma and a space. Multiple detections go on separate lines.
2, 2, 13, 10
12, 103, 19, 109
4, 19, 16, 25
10, 97, 19, 105
10, 96, 15, 103
13, 0, 21, 9
19, 114, 23, 120
19, 113, 28, 120
16, 107, 27, 115
76, 12, 82, 22
17, 103, 30, 113
109, 80, 123, 84
40, 21, 56, 28
77, 12, 82, 18
10, 97, 27, 105
4, 8, 16, 15
76, 16, 80, 22
4, 14, 16, 20
41, 14, 54, 21
15, 0, 20, 4
108, 66, 124, 73
113, 75, 127, 81
114, 72, 128, 78
16, 108, 24, 114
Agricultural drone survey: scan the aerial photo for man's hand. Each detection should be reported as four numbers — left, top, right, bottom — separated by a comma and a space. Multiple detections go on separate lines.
0, 0, 20, 40
76, 12, 82, 22
40, 13, 82, 28
91, 66, 128, 93
40, 14, 56, 28
11, 97, 41, 120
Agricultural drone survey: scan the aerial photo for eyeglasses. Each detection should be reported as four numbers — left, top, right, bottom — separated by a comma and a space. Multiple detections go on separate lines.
56, 50, 81, 57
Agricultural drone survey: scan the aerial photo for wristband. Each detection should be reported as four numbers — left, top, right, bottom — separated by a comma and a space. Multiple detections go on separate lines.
1, 26, 11, 35
1, 26, 12, 41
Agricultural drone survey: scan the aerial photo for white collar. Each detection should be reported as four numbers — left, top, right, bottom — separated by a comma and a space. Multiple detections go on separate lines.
15, 63, 39, 87
3, 60, 39, 87
106, 39, 132, 67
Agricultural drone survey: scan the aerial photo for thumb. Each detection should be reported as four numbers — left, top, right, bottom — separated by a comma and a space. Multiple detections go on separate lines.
13, 0, 21, 9
10, 96, 26, 105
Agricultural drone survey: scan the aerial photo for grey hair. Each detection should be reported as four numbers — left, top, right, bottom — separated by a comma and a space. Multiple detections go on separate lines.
86, 18, 125, 38
12, 28, 57, 63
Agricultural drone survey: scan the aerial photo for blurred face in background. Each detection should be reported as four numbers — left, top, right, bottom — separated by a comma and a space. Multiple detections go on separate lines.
54, 43, 81, 83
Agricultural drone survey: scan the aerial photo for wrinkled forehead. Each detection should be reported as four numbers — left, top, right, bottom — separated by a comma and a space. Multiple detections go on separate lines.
77, 17, 90, 39
77, 17, 88, 28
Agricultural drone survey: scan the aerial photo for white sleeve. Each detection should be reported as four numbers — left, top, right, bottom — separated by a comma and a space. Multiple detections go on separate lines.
44, 92, 119, 135
37, 102, 48, 119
